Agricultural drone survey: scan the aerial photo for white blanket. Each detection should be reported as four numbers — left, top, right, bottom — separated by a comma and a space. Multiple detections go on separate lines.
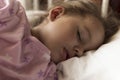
57, 29, 120, 80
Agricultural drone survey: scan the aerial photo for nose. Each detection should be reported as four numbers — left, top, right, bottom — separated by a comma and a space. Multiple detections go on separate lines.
73, 46, 84, 57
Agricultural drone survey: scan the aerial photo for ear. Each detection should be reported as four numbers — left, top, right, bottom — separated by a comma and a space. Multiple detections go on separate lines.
48, 6, 65, 21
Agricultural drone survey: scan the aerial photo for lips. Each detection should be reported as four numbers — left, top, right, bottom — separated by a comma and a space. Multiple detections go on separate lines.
63, 48, 70, 60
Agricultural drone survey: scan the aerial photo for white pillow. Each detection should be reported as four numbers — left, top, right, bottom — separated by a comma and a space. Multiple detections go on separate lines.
57, 29, 120, 80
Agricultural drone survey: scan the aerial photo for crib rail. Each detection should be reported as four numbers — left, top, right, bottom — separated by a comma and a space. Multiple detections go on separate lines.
101, 0, 109, 18
18, 0, 53, 10
19, 0, 109, 17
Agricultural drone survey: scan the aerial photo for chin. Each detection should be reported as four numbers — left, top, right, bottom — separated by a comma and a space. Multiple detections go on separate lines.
51, 58, 62, 64
52, 59, 60, 64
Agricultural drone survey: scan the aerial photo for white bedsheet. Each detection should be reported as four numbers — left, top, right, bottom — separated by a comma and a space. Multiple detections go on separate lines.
57, 29, 120, 80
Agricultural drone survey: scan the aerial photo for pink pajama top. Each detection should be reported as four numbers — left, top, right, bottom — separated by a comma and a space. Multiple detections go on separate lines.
0, 0, 57, 80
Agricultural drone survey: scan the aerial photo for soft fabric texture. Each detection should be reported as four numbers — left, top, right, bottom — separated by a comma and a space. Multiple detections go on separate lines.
0, 0, 57, 80
57, 28, 120, 80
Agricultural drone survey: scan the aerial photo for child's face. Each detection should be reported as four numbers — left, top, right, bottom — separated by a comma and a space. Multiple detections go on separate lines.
35, 7, 105, 64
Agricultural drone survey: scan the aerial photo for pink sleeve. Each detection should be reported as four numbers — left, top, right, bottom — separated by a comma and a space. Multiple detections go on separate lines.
0, 0, 57, 80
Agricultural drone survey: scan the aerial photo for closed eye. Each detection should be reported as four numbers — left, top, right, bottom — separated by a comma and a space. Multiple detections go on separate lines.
77, 30, 81, 41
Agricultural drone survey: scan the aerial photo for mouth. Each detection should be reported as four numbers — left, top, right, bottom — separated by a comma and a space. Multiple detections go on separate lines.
63, 48, 70, 60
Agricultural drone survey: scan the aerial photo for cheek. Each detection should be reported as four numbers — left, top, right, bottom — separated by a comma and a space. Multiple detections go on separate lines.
45, 23, 77, 48
57, 30, 75, 42
57, 31, 77, 49
50, 27, 73, 43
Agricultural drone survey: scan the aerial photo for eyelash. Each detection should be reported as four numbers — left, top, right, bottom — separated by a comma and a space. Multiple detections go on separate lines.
77, 30, 81, 41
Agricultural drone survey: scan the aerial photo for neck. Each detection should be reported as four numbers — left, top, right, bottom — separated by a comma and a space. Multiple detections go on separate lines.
31, 18, 48, 43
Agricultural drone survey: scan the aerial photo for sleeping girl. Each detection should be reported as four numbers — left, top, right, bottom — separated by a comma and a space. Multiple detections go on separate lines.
0, 0, 119, 80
